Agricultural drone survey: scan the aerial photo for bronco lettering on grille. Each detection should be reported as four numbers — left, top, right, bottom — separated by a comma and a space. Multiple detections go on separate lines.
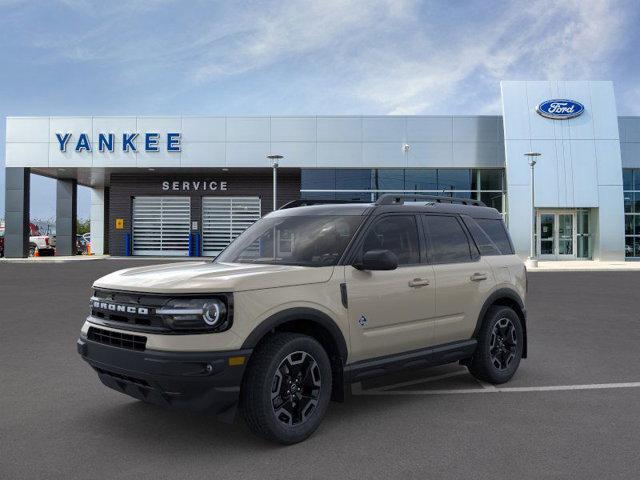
92, 300, 149, 315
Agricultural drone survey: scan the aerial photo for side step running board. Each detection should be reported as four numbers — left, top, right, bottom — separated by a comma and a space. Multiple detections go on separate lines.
343, 339, 477, 383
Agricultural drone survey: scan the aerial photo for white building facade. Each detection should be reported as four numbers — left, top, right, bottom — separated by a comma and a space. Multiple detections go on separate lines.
3, 80, 639, 260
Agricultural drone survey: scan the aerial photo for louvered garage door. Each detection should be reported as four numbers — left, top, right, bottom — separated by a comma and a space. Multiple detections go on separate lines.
202, 197, 261, 257
132, 196, 191, 256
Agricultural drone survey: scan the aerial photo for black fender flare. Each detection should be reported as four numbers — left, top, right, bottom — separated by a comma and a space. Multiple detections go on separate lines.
473, 288, 528, 358
241, 307, 348, 363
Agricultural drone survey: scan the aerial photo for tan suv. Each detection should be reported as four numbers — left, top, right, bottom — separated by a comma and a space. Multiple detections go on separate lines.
78, 194, 527, 444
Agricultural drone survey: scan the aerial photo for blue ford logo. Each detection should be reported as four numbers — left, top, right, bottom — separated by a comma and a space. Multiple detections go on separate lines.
536, 99, 584, 120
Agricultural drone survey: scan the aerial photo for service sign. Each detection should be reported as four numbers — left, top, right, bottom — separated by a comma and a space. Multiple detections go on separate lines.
162, 180, 228, 191
536, 99, 584, 120
55, 132, 181, 153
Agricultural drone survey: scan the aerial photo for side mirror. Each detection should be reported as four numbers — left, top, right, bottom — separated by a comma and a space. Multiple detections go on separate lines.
356, 249, 398, 271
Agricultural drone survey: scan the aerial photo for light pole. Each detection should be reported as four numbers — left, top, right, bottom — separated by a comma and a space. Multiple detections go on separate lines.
525, 152, 541, 268
267, 154, 283, 211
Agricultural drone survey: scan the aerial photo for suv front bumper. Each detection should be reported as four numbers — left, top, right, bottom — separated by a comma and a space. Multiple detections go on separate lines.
77, 336, 252, 420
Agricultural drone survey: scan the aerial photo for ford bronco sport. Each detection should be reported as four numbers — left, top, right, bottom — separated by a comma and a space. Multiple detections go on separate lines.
78, 194, 527, 444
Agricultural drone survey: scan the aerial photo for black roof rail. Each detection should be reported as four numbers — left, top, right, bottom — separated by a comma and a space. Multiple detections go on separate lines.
279, 199, 364, 210
375, 193, 486, 207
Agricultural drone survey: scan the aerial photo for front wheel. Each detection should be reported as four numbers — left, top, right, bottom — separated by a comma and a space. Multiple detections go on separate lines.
240, 333, 332, 444
468, 306, 523, 384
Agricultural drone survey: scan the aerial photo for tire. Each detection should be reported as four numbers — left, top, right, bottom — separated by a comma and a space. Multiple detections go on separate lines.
29, 244, 36, 257
468, 306, 523, 384
240, 332, 332, 445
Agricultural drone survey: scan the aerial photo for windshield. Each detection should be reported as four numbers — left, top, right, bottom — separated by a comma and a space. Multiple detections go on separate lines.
215, 214, 364, 267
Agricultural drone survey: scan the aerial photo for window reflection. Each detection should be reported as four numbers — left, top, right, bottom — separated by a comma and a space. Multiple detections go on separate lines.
437, 169, 472, 191
300, 168, 505, 212
623, 169, 640, 258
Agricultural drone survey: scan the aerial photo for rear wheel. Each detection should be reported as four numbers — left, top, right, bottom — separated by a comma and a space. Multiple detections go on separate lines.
468, 306, 523, 384
240, 333, 332, 444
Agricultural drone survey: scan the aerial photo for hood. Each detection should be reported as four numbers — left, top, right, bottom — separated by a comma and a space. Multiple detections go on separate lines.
93, 261, 335, 294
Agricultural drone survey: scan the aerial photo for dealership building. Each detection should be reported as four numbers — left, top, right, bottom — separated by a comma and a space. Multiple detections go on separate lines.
4, 80, 640, 261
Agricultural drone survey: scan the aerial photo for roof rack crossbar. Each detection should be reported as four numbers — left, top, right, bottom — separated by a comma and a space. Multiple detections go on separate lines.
279, 199, 362, 210
375, 193, 486, 207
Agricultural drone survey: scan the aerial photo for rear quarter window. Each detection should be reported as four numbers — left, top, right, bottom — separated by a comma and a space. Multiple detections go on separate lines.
472, 218, 514, 255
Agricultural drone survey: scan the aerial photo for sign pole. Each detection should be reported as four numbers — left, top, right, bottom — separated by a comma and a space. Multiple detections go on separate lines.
525, 152, 541, 268
267, 155, 283, 211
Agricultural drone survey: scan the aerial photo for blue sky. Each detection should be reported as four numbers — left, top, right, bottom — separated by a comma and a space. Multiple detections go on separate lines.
1, 0, 639, 219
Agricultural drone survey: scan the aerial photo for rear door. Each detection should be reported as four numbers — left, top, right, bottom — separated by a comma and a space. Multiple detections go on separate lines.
345, 214, 436, 362
422, 214, 493, 345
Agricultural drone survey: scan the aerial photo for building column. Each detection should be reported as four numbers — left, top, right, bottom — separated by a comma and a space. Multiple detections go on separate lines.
4, 167, 30, 258
55, 179, 77, 256
595, 187, 625, 261
90, 187, 105, 255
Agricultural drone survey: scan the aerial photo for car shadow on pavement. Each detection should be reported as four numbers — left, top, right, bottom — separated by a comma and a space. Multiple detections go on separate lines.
76, 380, 435, 450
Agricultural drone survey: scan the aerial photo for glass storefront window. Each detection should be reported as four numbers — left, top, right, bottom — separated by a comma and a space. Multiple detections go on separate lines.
437, 169, 472, 191
336, 169, 371, 191
623, 169, 634, 190
372, 169, 405, 190
634, 170, 640, 190
479, 169, 503, 190
625, 236, 638, 258
577, 209, 592, 259
406, 169, 438, 191
625, 215, 634, 235
300, 168, 506, 213
623, 169, 640, 259
301, 169, 335, 190
480, 192, 503, 212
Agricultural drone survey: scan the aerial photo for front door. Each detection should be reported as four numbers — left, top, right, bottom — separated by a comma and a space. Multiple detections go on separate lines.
345, 214, 436, 363
537, 211, 577, 260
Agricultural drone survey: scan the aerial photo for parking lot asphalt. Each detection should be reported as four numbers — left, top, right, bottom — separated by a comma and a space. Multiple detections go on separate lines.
2, 260, 640, 480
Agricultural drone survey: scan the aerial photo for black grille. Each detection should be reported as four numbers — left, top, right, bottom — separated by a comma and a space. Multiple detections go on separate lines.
88, 327, 147, 351
91, 309, 159, 327
90, 290, 168, 331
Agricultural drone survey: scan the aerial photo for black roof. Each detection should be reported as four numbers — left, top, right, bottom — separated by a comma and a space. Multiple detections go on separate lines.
271, 203, 374, 216
273, 196, 502, 220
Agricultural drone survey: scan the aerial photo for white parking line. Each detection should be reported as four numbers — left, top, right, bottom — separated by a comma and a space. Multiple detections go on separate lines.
353, 381, 640, 396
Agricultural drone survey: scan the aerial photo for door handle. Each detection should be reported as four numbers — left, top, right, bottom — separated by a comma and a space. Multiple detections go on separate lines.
408, 278, 430, 288
470, 272, 488, 282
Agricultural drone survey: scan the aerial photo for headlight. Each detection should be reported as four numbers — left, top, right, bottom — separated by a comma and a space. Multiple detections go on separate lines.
157, 297, 230, 332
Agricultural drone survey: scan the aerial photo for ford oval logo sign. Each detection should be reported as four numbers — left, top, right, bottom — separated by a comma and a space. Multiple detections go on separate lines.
536, 99, 584, 120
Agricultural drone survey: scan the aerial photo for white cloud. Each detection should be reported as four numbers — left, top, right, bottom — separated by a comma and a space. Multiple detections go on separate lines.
189, 0, 417, 83
11, 0, 633, 114
348, 0, 629, 113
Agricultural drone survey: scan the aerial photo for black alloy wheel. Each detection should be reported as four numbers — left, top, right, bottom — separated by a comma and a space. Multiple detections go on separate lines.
240, 332, 332, 444
271, 351, 322, 426
489, 317, 518, 371
468, 305, 523, 384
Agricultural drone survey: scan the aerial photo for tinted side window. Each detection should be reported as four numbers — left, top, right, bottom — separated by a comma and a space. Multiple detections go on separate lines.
476, 218, 514, 255
462, 216, 501, 256
362, 215, 420, 265
423, 215, 472, 264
